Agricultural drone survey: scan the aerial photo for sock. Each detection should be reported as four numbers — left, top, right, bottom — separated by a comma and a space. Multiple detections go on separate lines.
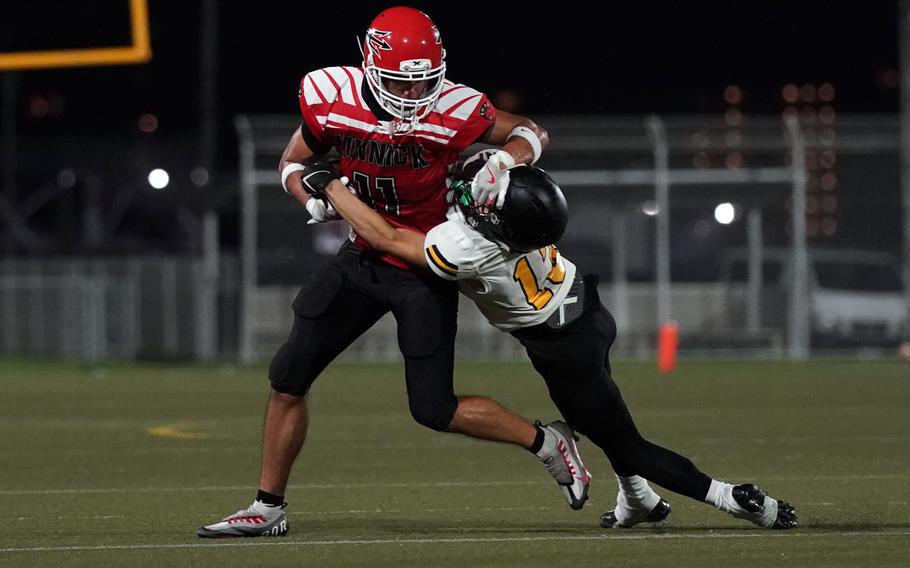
256, 489, 285, 507
534, 426, 557, 459
705, 479, 775, 526
528, 425, 546, 454
616, 475, 660, 510
705, 479, 746, 513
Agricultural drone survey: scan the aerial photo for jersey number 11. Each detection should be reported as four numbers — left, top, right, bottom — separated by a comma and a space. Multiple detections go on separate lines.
350, 171, 400, 216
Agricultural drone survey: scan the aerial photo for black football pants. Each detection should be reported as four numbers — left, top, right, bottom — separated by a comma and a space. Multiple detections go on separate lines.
269, 242, 460, 432
512, 279, 713, 502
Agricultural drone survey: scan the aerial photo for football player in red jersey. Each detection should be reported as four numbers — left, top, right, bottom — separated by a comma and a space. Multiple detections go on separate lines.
198, 7, 583, 538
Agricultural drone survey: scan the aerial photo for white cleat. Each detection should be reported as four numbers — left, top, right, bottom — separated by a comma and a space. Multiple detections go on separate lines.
536, 421, 591, 510
601, 496, 671, 528
197, 501, 289, 538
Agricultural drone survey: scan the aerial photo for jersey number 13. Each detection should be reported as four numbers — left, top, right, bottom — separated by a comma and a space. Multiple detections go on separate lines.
513, 246, 566, 310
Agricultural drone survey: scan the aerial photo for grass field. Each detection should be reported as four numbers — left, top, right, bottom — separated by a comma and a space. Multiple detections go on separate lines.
1, 358, 909, 567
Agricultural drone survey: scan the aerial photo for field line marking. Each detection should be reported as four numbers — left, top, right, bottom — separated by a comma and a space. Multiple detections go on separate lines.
146, 423, 207, 440
0, 480, 544, 496
6, 507, 552, 522
10, 501, 908, 522
4, 474, 910, 496
2, 531, 910, 554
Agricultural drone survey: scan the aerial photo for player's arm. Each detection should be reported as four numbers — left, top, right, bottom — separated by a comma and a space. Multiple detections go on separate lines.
281, 71, 340, 221
280, 125, 346, 223
480, 109, 549, 166
323, 180, 428, 267
278, 126, 321, 207
473, 110, 549, 206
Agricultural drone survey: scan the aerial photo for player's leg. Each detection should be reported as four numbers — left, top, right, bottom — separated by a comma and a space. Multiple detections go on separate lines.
448, 395, 536, 447
595, 374, 797, 528
389, 270, 531, 440
198, 250, 388, 538
519, 295, 796, 528
448, 396, 591, 510
514, 306, 680, 522
259, 263, 388, 495
391, 272, 589, 509
388, 270, 459, 433
586, 306, 796, 528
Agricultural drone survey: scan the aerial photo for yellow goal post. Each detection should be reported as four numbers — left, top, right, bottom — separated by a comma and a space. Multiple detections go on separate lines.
0, 0, 151, 70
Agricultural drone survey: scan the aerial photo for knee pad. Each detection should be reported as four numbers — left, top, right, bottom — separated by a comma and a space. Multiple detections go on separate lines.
268, 335, 318, 396
409, 397, 457, 432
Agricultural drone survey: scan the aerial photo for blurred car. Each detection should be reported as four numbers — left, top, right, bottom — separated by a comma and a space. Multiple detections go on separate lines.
720, 248, 907, 346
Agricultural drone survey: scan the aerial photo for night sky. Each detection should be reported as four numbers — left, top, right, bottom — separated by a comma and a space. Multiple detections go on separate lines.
8, 0, 901, 143
1, 0, 904, 259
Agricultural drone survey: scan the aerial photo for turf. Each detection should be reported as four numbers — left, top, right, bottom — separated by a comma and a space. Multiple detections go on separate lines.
1, 358, 908, 567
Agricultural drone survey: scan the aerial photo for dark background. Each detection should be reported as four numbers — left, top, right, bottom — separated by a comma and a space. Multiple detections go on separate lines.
1, 1, 903, 263
9, 1, 899, 139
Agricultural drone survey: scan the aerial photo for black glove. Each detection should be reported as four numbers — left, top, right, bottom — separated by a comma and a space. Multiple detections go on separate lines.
300, 161, 338, 201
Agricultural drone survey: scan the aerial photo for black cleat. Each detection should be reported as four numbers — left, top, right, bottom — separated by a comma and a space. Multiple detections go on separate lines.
731, 484, 799, 529
731, 483, 766, 513
600, 498, 671, 528
772, 500, 799, 529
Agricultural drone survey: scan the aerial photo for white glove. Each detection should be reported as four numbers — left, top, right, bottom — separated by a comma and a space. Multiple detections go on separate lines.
304, 176, 354, 224
305, 196, 340, 224
471, 149, 516, 208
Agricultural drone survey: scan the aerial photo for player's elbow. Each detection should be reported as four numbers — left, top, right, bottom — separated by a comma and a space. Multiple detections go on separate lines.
374, 235, 398, 253
383, 232, 414, 257
279, 127, 318, 172
524, 120, 549, 151
358, 229, 398, 255
537, 125, 549, 150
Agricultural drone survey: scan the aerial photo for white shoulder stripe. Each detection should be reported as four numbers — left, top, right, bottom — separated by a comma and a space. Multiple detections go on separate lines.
326, 112, 377, 133
344, 67, 369, 109
414, 132, 451, 145
324, 67, 354, 106
436, 85, 479, 113
303, 76, 324, 106
414, 122, 457, 137
449, 94, 483, 120
310, 69, 338, 103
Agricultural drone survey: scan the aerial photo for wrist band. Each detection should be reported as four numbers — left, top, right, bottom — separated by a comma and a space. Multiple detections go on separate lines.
507, 126, 542, 164
281, 162, 307, 194
494, 149, 516, 169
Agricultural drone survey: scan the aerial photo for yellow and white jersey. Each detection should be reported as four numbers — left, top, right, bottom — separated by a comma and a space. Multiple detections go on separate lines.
424, 218, 577, 331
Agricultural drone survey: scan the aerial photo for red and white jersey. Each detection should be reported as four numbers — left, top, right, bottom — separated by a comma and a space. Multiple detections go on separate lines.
299, 66, 497, 268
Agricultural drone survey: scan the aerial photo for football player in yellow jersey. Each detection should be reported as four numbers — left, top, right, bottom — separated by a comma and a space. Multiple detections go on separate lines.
311, 153, 798, 530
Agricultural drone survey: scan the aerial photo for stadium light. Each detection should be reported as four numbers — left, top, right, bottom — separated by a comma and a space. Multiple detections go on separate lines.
148, 168, 170, 189
190, 166, 210, 187
714, 202, 736, 224
57, 168, 76, 189
138, 113, 158, 133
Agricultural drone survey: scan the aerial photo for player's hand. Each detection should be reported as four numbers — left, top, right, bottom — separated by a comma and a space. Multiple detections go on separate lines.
304, 176, 353, 224
471, 149, 516, 208
300, 162, 341, 200
305, 195, 341, 224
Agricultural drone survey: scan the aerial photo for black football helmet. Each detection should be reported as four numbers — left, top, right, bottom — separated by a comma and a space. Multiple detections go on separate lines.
453, 160, 568, 252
